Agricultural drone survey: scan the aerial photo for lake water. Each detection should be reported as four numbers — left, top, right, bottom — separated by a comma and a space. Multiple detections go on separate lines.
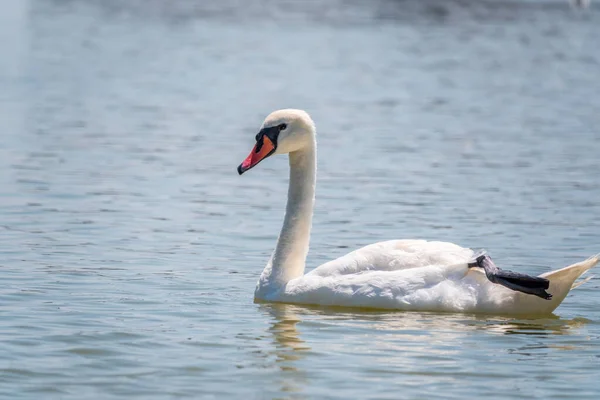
1, 0, 600, 398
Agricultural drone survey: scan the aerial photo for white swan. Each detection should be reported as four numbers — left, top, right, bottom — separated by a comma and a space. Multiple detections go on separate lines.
238, 109, 598, 315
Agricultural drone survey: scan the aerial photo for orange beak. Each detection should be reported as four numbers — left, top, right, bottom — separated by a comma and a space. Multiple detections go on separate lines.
237, 135, 276, 175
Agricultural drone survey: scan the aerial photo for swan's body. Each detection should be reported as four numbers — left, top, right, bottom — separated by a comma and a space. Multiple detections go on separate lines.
239, 109, 598, 315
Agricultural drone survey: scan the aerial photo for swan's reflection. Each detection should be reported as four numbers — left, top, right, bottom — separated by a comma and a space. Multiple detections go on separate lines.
259, 303, 311, 395
478, 314, 590, 336
258, 304, 589, 395
296, 306, 587, 337
265, 303, 310, 359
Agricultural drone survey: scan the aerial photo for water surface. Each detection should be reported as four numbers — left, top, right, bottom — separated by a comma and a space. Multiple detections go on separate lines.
1, 0, 600, 398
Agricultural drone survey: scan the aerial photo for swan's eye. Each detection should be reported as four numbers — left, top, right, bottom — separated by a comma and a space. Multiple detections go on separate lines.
278, 123, 287, 131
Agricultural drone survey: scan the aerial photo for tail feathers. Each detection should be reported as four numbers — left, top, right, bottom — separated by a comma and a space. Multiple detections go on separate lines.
540, 254, 599, 282
564, 254, 599, 290
572, 275, 594, 290
511, 255, 598, 315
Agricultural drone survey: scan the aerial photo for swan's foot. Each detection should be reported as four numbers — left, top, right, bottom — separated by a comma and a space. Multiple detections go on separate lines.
468, 255, 552, 300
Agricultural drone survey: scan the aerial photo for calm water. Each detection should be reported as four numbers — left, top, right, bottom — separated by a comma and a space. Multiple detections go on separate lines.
1, 0, 600, 398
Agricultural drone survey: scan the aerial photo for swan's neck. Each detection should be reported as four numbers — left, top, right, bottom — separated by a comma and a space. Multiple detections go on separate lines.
256, 141, 316, 295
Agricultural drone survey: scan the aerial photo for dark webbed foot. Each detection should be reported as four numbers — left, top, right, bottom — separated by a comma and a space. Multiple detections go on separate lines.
468, 254, 552, 300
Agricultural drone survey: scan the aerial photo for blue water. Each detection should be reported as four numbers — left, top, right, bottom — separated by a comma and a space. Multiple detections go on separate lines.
1, 0, 599, 398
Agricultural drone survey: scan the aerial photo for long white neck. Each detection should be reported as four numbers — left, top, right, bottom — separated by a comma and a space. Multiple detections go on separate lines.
255, 140, 316, 297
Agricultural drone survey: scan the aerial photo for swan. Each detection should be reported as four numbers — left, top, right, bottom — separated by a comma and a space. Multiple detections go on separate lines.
237, 109, 598, 315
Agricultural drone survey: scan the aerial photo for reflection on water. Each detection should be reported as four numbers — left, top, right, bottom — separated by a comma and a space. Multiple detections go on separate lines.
269, 304, 590, 337
261, 304, 311, 395
260, 303, 592, 391
485, 316, 590, 336
265, 304, 310, 360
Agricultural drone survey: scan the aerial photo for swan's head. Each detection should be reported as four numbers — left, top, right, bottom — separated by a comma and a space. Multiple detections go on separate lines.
238, 109, 315, 175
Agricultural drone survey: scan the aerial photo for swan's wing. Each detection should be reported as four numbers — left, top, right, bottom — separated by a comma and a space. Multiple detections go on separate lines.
284, 258, 516, 312
307, 239, 474, 277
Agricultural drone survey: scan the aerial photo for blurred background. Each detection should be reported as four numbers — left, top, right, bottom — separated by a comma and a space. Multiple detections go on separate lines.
1, 0, 599, 399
